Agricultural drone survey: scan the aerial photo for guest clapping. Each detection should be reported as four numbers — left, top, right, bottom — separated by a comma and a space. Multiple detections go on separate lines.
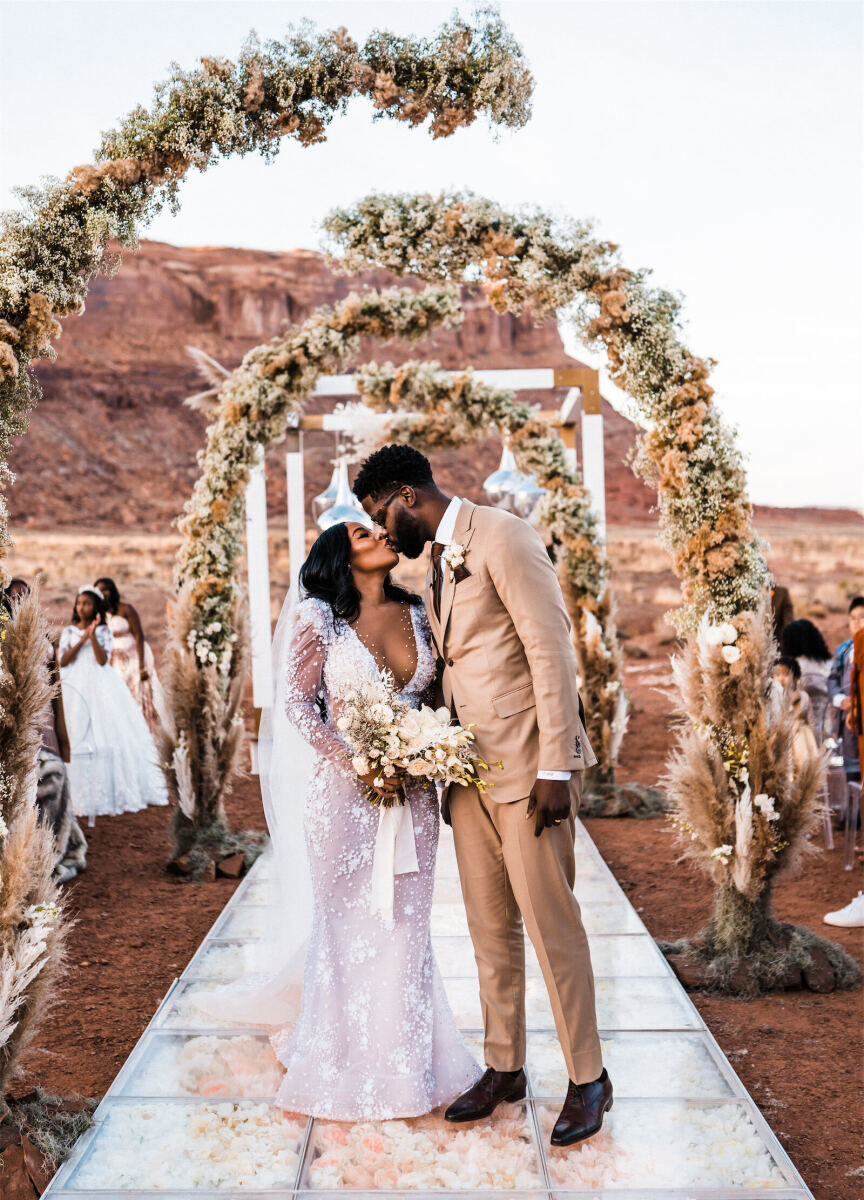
59, 585, 167, 820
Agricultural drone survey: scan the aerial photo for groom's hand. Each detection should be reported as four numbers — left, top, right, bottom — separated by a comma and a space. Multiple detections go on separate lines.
526, 778, 571, 837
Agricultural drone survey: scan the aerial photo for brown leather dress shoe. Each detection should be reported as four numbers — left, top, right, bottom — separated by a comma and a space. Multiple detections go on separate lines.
550, 1068, 613, 1146
444, 1067, 527, 1122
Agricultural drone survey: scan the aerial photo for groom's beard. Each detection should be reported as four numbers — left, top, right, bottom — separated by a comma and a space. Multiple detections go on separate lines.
391, 509, 427, 559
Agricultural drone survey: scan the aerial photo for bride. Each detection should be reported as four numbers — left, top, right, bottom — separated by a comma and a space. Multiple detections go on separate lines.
210, 520, 480, 1121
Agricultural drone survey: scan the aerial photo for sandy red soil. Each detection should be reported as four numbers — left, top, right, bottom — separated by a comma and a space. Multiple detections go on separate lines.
7, 516, 862, 1197
18, 642, 862, 1200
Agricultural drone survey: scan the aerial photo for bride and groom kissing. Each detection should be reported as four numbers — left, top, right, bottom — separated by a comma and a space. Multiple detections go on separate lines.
214, 443, 613, 1148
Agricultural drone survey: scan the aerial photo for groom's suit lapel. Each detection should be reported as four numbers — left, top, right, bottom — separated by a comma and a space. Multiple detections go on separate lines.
424, 554, 441, 647
438, 500, 476, 646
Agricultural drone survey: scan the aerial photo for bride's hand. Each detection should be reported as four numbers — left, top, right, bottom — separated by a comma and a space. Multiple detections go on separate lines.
357, 766, 404, 796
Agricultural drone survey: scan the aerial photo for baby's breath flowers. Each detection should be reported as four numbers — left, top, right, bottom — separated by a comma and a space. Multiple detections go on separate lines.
324, 191, 859, 991
160, 286, 462, 861
0, 11, 532, 572
324, 190, 768, 632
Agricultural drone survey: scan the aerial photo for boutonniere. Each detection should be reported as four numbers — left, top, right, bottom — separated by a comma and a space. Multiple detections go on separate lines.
441, 543, 465, 582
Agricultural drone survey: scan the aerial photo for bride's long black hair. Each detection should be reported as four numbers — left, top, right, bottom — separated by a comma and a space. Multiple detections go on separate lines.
299, 523, 421, 623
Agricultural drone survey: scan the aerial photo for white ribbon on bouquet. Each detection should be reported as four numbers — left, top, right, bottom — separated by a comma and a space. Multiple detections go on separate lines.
370, 801, 419, 923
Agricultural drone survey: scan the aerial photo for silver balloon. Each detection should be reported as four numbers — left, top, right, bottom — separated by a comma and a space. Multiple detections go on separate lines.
312, 462, 341, 522
482, 444, 525, 512
316, 459, 372, 531
510, 473, 547, 519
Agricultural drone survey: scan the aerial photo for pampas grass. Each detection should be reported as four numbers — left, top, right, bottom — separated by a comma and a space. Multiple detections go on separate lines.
0, 590, 65, 1093
157, 586, 265, 877
662, 596, 859, 993
325, 193, 858, 991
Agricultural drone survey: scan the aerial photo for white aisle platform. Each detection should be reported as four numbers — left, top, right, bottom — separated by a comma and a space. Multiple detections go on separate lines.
44, 819, 813, 1198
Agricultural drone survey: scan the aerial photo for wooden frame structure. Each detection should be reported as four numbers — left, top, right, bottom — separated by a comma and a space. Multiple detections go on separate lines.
243, 366, 606, 714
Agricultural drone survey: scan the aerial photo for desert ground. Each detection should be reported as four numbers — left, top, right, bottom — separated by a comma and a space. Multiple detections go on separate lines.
7, 514, 863, 1199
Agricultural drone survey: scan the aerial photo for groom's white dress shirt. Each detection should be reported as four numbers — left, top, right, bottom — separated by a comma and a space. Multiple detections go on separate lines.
434, 497, 571, 783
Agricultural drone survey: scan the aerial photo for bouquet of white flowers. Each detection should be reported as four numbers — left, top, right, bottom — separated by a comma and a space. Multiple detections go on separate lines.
336, 671, 499, 807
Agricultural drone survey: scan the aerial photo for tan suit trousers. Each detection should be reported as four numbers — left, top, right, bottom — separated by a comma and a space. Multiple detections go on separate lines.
449, 780, 603, 1085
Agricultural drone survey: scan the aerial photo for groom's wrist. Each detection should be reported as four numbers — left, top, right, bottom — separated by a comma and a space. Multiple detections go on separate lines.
537, 770, 572, 781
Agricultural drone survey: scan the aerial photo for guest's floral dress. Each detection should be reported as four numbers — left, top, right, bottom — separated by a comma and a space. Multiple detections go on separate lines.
271, 596, 480, 1120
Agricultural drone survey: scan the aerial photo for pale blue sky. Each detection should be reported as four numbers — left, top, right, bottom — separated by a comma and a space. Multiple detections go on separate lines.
1, 0, 861, 509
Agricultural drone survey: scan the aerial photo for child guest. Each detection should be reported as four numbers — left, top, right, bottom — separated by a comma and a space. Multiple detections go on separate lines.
773, 655, 819, 769
59, 585, 167, 819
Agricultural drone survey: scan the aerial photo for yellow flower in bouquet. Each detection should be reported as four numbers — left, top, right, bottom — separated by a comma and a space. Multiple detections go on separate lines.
337, 673, 500, 807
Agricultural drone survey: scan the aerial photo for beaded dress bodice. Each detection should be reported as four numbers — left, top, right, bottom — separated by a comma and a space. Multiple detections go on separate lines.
284, 597, 438, 768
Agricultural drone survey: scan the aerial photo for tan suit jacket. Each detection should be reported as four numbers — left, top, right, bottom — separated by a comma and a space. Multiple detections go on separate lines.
425, 500, 595, 804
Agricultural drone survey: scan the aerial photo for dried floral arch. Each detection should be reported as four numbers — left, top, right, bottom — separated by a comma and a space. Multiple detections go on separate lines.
316, 190, 859, 994
167, 310, 628, 871
0, 11, 534, 1102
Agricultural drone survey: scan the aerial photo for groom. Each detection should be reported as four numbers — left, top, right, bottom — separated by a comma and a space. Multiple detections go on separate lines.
355, 445, 612, 1146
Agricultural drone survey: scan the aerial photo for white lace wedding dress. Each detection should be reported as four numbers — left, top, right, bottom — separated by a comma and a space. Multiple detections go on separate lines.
270, 596, 480, 1120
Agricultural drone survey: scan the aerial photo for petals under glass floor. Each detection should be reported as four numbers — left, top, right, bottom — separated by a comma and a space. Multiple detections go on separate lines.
43, 819, 813, 1199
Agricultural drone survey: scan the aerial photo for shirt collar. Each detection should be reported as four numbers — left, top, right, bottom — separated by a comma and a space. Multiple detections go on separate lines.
434, 496, 464, 546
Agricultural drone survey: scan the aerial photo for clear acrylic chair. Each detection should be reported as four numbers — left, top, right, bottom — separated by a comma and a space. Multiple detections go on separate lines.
822, 758, 848, 852
844, 781, 861, 871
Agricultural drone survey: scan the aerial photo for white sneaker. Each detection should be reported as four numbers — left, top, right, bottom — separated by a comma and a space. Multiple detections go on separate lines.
823, 892, 864, 928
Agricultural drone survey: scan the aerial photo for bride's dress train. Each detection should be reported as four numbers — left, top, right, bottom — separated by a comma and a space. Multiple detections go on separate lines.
263, 597, 479, 1120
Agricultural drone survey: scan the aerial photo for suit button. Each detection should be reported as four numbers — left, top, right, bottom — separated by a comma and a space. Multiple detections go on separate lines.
447, 658, 454, 667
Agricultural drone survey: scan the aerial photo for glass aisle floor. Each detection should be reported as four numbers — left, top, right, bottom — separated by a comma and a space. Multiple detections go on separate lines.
43, 819, 813, 1199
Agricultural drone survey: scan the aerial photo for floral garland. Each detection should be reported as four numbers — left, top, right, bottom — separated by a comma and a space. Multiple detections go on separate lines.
323, 191, 766, 631
0, 12, 532, 570
0, 13, 532, 1099
176, 290, 461, 659
347, 359, 627, 776
322, 192, 857, 990
163, 286, 462, 866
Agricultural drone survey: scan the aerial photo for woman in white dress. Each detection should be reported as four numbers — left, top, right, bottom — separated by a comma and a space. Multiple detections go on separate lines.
207, 523, 480, 1121
94, 576, 165, 737
59, 585, 168, 819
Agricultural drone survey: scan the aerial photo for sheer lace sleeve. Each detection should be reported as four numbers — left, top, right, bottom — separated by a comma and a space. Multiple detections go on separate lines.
285, 599, 349, 768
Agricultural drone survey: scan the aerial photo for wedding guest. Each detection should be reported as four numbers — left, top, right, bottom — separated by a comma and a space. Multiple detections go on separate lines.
824, 624, 864, 929
827, 596, 864, 782
59, 585, 167, 819
94, 577, 165, 736
771, 582, 794, 644
38, 637, 88, 883
0, 577, 30, 614
773, 655, 818, 767
781, 618, 832, 742
6, 577, 30, 602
